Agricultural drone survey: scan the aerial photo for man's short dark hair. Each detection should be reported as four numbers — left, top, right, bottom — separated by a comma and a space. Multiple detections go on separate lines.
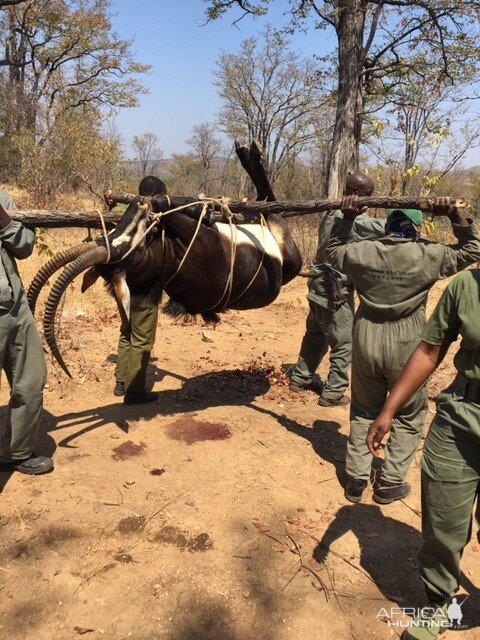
138, 175, 167, 197
344, 172, 375, 197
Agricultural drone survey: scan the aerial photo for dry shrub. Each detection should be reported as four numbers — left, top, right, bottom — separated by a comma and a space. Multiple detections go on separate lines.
286, 213, 321, 265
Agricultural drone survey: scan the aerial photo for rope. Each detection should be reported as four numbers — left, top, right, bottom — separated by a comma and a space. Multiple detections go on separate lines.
157, 196, 271, 313
94, 208, 112, 263
93, 195, 273, 314
225, 213, 268, 307
163, 203, 208, 286
203, 205, 238, 311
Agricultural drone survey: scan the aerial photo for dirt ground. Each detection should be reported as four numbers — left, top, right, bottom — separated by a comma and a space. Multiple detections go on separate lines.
0, 232, 479, 640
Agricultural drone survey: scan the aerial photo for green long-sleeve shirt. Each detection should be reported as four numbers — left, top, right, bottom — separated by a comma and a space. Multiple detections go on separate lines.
0, 189, 36, 308
325, 216, 480, 321
307, 210, 385, 307
422, 269, 480, 440
423, 269, 480, 382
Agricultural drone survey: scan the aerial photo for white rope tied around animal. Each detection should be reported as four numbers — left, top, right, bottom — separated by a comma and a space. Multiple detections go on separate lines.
153, 195, 270, 312
163, 202, 208, 286
224, 213, 268, 307
203, 203, 238, 311
94, 208, 112, 263
201, 198, 268, 312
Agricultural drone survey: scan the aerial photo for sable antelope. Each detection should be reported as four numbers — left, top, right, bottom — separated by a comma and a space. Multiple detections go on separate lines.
28, 141, 302, 377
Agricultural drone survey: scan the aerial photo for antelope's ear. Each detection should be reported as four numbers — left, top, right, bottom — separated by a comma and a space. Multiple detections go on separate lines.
81, 266, 100, 293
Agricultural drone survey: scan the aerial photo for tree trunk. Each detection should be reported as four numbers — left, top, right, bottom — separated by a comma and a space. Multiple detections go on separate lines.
327, 0, 365, 198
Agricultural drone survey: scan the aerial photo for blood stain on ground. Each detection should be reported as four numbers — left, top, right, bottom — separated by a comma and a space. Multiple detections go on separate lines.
154, 525, 188, 548
187, 533, 213, 552
117, 516, 147, 534
164, 414, 231, 444
150, 468, 165, 476
111, 440, 146, 461
153, 525, 213, 552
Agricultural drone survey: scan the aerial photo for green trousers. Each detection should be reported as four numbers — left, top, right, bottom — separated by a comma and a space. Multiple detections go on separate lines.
291, 295, 354, 400
115, 305, 158, 395
420, 396, 480, 601
0, 297, 47, 462
347, 308, 427, 483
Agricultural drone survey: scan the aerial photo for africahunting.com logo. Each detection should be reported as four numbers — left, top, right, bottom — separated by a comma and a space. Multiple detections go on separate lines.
376, 596, 469, 630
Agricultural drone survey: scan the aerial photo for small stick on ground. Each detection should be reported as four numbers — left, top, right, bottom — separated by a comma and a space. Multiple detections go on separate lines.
135, 491, 187, 534
324, 563, 360, 640
102, 484, 124, 506
264, 532, 286, 547
281, 566, 302, 591
400, 499, 421, 517
317, 476, 336, 485
286, 532, 330, 601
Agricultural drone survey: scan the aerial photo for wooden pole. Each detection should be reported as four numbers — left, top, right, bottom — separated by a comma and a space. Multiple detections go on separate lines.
4, 209, 122, 229
4, 196, 467, 229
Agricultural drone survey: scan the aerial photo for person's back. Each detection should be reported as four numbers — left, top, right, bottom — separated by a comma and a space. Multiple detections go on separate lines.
341, 235, 475, 319
325, 198, 480, 505
289, 171, 385, 407
327, 206, 480, 320
308, 210, 384, 304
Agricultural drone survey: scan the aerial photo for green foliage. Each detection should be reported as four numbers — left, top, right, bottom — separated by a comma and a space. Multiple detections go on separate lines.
35, 228, 54, 258
204, 0, 480, 194
10, 106, 125, 206
204, 0, 268, 21
0, 0, 148, 200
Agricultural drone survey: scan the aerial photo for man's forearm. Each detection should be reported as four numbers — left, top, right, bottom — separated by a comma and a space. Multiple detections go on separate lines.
449, 210, 469, 227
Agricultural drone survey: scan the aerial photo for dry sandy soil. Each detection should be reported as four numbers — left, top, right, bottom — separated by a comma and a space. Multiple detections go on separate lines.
0, 228, 479, 640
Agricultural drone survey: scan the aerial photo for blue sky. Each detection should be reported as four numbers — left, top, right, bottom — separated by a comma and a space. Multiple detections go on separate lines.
110, 1, 480, 168
110, 0, 330, 157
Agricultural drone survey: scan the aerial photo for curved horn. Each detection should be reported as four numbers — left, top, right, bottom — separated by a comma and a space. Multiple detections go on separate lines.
27, 241, 97, 314
43, 246, 108, 378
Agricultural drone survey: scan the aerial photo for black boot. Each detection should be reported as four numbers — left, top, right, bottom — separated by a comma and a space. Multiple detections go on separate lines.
113, 381, 125, 396
373, 480, 411, 504
124, 390, 159, 405
344, 476, 367, 503
0, 455, 54, 475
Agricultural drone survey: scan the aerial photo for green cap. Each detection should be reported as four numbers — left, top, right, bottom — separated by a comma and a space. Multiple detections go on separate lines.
386, 208, 423, 226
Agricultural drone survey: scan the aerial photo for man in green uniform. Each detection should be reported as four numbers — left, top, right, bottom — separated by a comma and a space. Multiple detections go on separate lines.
289, 172, 385, 407
112, 175, 167, 404
326, 196, 480, 503
0, 189, 51, 475
367, 269, 480, 639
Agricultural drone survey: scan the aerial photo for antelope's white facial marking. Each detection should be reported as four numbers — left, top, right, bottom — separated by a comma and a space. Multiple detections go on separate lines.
112, 202, 150, 250
215, 223, 283, 263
